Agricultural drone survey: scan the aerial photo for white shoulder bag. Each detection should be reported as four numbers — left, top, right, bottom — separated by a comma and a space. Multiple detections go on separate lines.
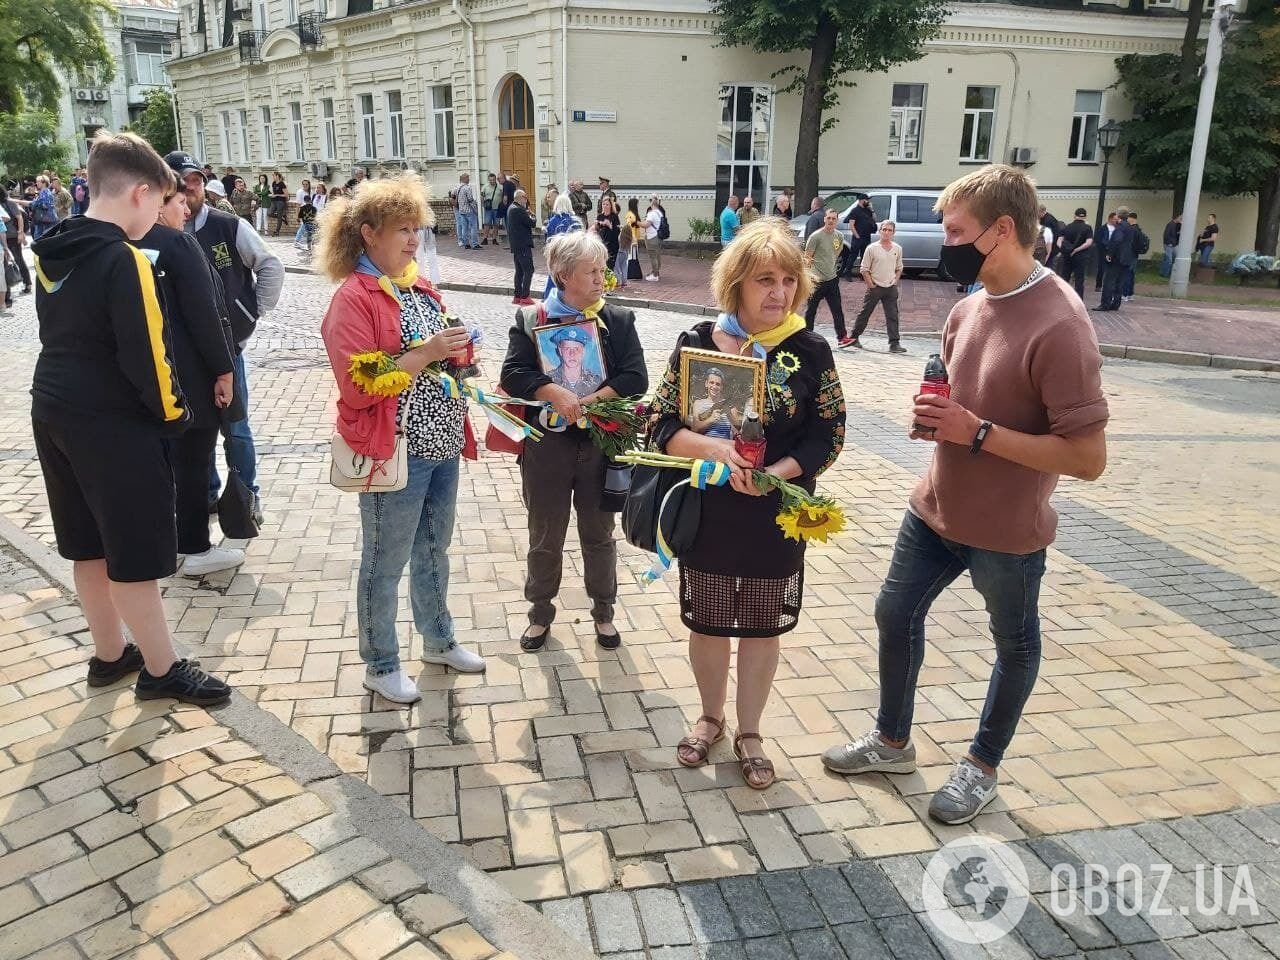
330, 430, 406, 493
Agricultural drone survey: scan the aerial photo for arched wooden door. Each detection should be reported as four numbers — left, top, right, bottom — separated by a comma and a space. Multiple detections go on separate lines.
498, 75, 536, 211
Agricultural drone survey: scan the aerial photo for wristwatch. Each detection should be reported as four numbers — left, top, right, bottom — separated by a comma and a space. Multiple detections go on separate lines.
969, 420, 993, 455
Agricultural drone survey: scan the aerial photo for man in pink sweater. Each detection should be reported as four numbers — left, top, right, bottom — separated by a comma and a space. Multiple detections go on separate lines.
823, 165, 1110, 824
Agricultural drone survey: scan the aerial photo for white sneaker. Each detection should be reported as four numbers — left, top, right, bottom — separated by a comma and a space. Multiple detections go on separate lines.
362, 669, 422, 704
181, 546, 245, 576
645, 274, 659, 282
422, 645, 486, 673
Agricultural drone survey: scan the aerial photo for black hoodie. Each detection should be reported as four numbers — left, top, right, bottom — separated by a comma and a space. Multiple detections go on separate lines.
31, 217, 189, 431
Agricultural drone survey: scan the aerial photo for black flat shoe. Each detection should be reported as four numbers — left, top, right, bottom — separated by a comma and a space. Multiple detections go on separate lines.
87, 643, 145, 687
596, 627, 621, 650
519, 625, 548, 652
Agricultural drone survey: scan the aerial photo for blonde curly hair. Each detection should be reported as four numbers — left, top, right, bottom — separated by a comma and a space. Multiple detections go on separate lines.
314, 172, 435, 281
710, 217, 813, 317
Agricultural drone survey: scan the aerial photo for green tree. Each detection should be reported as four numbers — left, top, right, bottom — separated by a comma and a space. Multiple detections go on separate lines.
1115, 5, 1280, 253
130, 87, 178, 155
709, 0, 949, 211
0, 0, 116, 114
0, 111, 71, 177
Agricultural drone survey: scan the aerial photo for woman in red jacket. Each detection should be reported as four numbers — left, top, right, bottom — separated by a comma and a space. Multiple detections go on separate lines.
317, 173, 485, 705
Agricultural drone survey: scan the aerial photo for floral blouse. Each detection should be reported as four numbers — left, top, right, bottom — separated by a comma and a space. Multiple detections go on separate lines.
395, 288, 467, 460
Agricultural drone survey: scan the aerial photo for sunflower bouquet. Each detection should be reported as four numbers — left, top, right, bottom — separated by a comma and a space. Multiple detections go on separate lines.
603, 267, 619, 293
348, 351, 412, 397
615, 450, 845, 543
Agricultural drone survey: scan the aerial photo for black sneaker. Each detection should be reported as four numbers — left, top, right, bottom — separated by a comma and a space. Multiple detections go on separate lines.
87, 643, 145, 687
136, 659, 231, 706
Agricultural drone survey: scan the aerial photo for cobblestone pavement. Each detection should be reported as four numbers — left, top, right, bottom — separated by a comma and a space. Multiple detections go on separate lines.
1, 272, 1279, 959
270, 236, 1280, 363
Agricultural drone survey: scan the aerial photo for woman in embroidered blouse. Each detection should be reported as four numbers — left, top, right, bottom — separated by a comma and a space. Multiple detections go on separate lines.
651, 217, 846, 789
500, 230, 647, 654
317, 173, 487, 706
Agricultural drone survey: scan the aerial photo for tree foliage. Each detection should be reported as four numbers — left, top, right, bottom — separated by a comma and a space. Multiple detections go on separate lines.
0, 0, 116, 115
1115, 5, 1280, 218
709, 0, 948, 210
0, 111, 71, 177
130, 88, 178, 155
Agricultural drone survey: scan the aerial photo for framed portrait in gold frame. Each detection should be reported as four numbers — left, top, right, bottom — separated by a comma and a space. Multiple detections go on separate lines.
678, 347, 766, 441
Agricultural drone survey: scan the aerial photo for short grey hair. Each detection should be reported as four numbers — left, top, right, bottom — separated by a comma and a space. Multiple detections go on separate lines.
878, 219, 897, 230
546, 230, 608, 286
553, 193, 574, 215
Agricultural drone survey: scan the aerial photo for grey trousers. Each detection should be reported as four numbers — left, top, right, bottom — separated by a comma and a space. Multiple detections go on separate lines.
851, 283, 901, 346
520, 428, 617, 626
646, 235, 662, 276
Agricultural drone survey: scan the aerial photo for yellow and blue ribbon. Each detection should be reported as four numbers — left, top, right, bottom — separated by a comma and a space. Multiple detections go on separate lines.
640, 463, 731, 585
690, 459, 731, 490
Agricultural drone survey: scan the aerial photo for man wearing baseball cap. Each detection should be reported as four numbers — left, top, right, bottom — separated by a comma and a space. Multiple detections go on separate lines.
165, 151, 283, 526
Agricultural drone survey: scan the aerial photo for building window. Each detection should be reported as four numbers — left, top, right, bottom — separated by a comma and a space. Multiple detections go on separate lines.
960, 86, 996, 162
260, 105, 274, 162
322, 98, 337, 160
387, 90, 405, 159
317, 0, 327, 16
714, 83, 772, 217
238, 108, 250, 163
430, 85, 454, 159
290, 102, 305, 161
888, 84, 926, 161
129, 40, 170, 86
285, 0, 296, 23
1069, 90, 1103, 162
194, 112, 206, 158
358, 94, 376, 160
253, 0, 267, 32
219, 110, 234, 164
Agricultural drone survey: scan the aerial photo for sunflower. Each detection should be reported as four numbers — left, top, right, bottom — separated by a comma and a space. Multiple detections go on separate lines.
349, 351, 412, 397
774, 351, 800, 374
775, 502, 846, 543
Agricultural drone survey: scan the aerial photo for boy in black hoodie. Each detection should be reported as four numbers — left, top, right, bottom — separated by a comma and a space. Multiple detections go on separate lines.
30, 131, 230, 706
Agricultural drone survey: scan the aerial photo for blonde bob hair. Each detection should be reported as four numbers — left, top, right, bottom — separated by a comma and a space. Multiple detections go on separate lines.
710, 217, 813, 317
315, 172, 434, 281
545, 230, 608, 289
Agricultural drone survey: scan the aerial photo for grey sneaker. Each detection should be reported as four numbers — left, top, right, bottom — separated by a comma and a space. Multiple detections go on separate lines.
821, 730, 918, 775
928, 758, 998, 825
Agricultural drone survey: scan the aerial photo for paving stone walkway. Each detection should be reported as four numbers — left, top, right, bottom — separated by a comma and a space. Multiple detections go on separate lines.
1, 272, 1279, 958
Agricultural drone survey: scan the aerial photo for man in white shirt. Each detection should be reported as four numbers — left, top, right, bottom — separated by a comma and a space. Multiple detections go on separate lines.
850, 220, 906, 353
643, 196, 664, 281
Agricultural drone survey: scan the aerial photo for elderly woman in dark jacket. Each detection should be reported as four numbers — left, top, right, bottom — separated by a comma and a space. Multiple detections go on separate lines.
501, 230, 647, 652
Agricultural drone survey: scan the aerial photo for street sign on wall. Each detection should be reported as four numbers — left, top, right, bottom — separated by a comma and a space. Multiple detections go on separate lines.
572, 109, 616, 123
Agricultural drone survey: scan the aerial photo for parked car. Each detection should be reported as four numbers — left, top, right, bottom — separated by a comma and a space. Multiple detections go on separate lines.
789, 188, 947, 276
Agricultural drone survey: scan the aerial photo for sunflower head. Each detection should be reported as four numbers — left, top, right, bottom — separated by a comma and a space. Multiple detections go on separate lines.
774, 351, 800, 374
775, 502, 846, 543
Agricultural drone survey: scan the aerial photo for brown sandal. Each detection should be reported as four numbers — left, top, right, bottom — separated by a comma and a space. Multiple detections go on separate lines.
676, 715, 726, 768
733, 732, 776, 790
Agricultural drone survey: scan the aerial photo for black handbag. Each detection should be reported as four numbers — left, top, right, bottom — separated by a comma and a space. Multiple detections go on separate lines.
217, 467, 260, 539
600, 460, 633, 513
4, 260, 19, 288
621, 461, 700, 555
627, 248, 644, 281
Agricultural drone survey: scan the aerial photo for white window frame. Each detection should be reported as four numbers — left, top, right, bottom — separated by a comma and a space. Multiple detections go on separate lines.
888, 83, 926, 162
253, 0, 267, 33
321, 98, 337, 160
130, 40, 168, 86
290, 101, 305, 161
959, 86, 997, 162
387, 90, 405, 160
219, 110, 234, 165
429, 85, 455, 160
358, 93, 376, 161
260, 105, 274, 162
285, 0, 296, 23
193, 112, 206, 159
1069, 89, 1104, 163
316, 0, 327, 16
237, 108, 250, 163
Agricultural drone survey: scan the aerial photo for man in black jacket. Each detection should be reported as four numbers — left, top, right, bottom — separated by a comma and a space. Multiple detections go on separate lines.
31, 130, 230, 706
507, 189, 538, 305
1123, 211, 1149, 301
841, 196, 877, 280
1097, 207, 1133, 311
1056, 207, 1094, 299
1160, 214, 1181, 278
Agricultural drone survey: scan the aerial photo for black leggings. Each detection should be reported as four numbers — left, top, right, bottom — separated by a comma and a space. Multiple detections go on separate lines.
170, 426, 219, 555
6, 236, 30, 289
271, 197, 287, 234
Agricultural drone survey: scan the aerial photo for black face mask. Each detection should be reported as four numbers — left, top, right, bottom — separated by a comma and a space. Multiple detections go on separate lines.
940, 222, 997, 287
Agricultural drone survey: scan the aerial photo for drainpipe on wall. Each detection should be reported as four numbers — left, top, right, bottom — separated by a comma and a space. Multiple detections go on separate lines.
561, 0, 569, 189
170, 84, 183, 151
453, 0, 482, 186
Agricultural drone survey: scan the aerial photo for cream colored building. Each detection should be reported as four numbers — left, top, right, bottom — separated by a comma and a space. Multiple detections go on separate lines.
166, 0, 1260, 253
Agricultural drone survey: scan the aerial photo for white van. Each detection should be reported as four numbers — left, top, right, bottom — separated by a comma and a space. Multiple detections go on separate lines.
790, 188, 946, 275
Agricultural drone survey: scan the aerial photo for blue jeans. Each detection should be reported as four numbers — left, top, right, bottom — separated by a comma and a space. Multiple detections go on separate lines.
293, 222, 315, 249
1160, 244, 1175, 277
456, 211, 478, 247
209, 353, 258, 499
357, 455, 459, 676
875, 511, 1045, 769
1198, 244, 1213, 266
1122, 264, 1136, 298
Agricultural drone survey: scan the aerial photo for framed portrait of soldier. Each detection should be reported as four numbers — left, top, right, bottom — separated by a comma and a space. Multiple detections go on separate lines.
678, 347, 765, 441
533, 319, 607, 399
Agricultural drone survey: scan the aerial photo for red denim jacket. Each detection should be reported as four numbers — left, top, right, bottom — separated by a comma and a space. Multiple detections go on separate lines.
321, 271, 475, 461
